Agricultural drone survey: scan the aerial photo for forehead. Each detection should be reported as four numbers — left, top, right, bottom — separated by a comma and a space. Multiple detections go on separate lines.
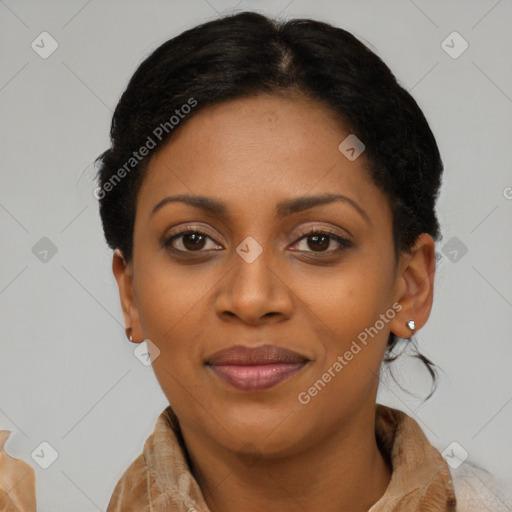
137, 94, 390, 226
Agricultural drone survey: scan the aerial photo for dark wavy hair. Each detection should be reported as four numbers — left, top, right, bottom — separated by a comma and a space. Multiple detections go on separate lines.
95, 11, 443, 397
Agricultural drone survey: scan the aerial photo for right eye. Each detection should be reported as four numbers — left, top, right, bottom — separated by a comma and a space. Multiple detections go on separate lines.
163, 229, 223, 253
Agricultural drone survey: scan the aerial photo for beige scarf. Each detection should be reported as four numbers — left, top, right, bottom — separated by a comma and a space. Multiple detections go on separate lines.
107, 403, 457, 511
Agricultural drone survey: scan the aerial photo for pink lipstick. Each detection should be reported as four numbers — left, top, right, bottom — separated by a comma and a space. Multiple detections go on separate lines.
205, 344, 309, 391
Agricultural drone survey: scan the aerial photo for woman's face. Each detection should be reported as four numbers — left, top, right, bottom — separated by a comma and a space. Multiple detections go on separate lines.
115, 93, 433, 457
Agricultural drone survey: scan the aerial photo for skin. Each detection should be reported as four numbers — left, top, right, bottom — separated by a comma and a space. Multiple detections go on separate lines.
113, 93, 436, 512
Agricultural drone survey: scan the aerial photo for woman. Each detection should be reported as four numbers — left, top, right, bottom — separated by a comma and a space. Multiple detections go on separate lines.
95, 11, 510, 512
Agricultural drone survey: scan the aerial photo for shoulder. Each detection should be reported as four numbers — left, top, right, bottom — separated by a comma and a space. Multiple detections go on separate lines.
450, 461, 512, 512
107, 452, 150, 512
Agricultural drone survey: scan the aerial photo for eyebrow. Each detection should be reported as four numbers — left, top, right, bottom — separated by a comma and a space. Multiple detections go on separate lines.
150, 193, 370, 224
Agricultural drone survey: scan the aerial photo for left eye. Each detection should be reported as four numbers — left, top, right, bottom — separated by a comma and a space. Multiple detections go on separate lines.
292, 230, 352, 253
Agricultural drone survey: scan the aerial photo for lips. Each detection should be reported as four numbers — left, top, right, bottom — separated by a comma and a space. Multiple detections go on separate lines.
205, 345, 309, 391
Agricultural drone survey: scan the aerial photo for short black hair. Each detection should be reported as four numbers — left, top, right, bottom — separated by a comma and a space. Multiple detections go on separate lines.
95, 11, 443, 395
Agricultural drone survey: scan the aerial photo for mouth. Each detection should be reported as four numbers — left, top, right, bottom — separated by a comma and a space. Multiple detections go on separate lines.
205, 344, 310, 391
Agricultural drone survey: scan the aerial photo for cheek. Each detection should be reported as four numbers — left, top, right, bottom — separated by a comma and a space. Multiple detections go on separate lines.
296, 260, 393, 383
299, 264, 391, 342
136, 284, 206, 410
133, 261, 209, 374
295, 282, 391, 424
134, 252, 210, 336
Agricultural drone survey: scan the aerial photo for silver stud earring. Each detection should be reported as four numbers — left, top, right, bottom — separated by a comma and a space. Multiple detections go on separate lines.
406, 320, 415, 333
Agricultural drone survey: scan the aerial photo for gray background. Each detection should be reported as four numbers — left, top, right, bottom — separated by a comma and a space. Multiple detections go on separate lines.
1, 0, 511, 510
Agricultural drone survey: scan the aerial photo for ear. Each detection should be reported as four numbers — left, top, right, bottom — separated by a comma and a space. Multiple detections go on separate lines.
112, 249, 142, 342
390, 233, 436, 338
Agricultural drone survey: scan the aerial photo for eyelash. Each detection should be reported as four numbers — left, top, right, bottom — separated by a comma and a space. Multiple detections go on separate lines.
163, 227, 352, 256
294, 228, 353, 254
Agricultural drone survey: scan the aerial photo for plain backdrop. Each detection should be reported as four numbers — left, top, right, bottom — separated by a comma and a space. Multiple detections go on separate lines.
1, 0, 511, 510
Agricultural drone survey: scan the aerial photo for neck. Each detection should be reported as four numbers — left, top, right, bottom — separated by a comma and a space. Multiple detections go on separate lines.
180, 403, 392, 512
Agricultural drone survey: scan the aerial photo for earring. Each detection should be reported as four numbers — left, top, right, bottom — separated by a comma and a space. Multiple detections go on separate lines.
125, 327, 143, 343
406, 320, 415, 334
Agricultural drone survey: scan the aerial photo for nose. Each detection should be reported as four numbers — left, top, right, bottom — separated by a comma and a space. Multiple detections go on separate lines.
215, 244, 294, 326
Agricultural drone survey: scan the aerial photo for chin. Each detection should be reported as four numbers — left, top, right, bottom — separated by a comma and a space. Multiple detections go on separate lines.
218, 403, 304, 452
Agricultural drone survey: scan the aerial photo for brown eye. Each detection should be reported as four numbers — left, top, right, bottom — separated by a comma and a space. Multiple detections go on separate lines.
307, 233, 330, 252
292, 229, 352, 254
164, 229, 222, 253
182, 232, 207, 251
